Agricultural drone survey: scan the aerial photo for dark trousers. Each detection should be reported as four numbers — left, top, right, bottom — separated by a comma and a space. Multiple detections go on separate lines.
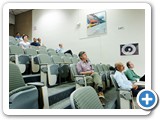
140, 75, 145, 81
131, 86, 144, 97
64, 50, 73, 55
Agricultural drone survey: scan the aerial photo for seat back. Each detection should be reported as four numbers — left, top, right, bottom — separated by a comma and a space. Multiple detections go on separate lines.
96, 64, 104, 74
47, 48, 55, 52
52, 55, 64, 64
110, 74, 119, 91
37, 54, 53, 65
48, 51, 57, 56
65, 53, 72, 57
92, 64, 99, 73
9, 62, 25, 91
57, 52, 65, 57
70, 57, 79, 64
25, 48, 37, 56
10, 45, 24, 55
73, 54, 78, 58
70, 86, 104, 109
38, 49, 48, 54
9, 36, 19, 45
62, 56, 72, 64
70, 64, 78, 76
9, 62, 39, 109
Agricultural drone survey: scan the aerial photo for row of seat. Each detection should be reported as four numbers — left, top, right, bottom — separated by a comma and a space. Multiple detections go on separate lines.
9, 45, 79, 74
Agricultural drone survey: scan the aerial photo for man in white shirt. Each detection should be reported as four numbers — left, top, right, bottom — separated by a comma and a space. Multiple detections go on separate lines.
113, 62, 143, 97
56, 43, 73, 55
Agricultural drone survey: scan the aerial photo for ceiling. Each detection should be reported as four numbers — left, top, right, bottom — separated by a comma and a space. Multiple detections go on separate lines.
9, 9, 32, 15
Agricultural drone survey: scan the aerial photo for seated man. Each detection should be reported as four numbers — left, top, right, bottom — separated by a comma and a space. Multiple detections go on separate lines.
30, 38, 40, 46
56, 43, 73, 56
125, 61, 145, 82
113, 62, 143, 97
76, 51, 105, 105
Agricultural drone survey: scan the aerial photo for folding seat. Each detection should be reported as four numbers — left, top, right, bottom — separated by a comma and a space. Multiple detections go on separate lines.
48, 50, 57, 56
52, 55, 70, 83
9, 62, 49, 109
30, 45, 39, 50
73, 54, 78, 58
96, 64, 111, 88
70, 86, 104, 109
37, 49, 48, 54
9, 36, 18, 45
65, 53, 72, 57
62, 56, 72, 64
37, 54, 59, 87
9, 45, 30, 74
110, 72, 135, 109
57, 52, 65, 57
70, 57, 79, 64
24, 48, 39, 73
91, 64, 99, 73
70, 63, 88, 89
47, 48, 55, 52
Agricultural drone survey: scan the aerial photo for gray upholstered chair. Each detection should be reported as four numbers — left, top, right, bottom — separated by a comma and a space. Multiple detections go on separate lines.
70, 86, 104, 109
9, 62, 39, 109
9, 45, 30, 74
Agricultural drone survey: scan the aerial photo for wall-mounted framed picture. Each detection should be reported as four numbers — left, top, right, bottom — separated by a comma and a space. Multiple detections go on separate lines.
120, 43, 139, 56
87, 11, 106, 36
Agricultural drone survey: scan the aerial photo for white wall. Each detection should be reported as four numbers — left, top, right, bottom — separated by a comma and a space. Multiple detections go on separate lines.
32, 9, 145, 76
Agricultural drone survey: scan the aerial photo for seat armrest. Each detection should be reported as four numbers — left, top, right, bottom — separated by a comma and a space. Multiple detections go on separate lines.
27, 82, 44, 87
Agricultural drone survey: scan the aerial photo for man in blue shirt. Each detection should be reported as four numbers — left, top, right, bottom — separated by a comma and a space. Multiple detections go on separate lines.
30, 38, 40, 46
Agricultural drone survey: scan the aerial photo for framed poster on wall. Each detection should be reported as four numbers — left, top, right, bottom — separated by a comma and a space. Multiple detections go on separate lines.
87, 11, 106, 36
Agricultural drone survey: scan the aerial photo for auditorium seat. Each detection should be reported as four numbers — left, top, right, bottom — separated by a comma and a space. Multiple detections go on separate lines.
70, 64, 88, 89
9, 36, 19, 45
70, 57, 79, 64
96, 64, 111, 88
52, 55, 71, 83
110, 73, 134, 109
70, 86, 104, 109
48, 51, 58, 56
37, 54, 59, 87
47, 48, 56, 52
37, 49, 48, 54
65, 53, 72, 57
24, 48, 39, 73
9, 45, 30, 74
9, 62, 39, 109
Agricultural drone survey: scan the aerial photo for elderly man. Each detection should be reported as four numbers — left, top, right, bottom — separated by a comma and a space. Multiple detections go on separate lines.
56, 43, 73, 55
113, 62, 143, 97
76, 51, 105, 105
125, 61, 145, 82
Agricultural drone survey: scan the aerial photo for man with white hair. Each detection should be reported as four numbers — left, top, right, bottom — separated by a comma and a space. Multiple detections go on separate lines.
113, 62, 143, 97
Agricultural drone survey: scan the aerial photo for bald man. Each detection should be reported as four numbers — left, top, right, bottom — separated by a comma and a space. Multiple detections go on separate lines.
113, 62, 143, 97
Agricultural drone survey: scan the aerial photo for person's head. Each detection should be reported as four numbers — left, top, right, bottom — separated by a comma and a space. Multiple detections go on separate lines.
22, 35, 28, 41
37, 38, 41, 43
115, 62, 125, 72
15, 32, 20, 37
78, 51, 88, 61
33, 38, 37, 42
126, 61, 134, 69
59, 44, 63, 48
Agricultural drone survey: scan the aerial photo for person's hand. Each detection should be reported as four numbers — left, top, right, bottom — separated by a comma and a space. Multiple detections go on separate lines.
90, 71, 94, 75
132, 85, 138, 90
